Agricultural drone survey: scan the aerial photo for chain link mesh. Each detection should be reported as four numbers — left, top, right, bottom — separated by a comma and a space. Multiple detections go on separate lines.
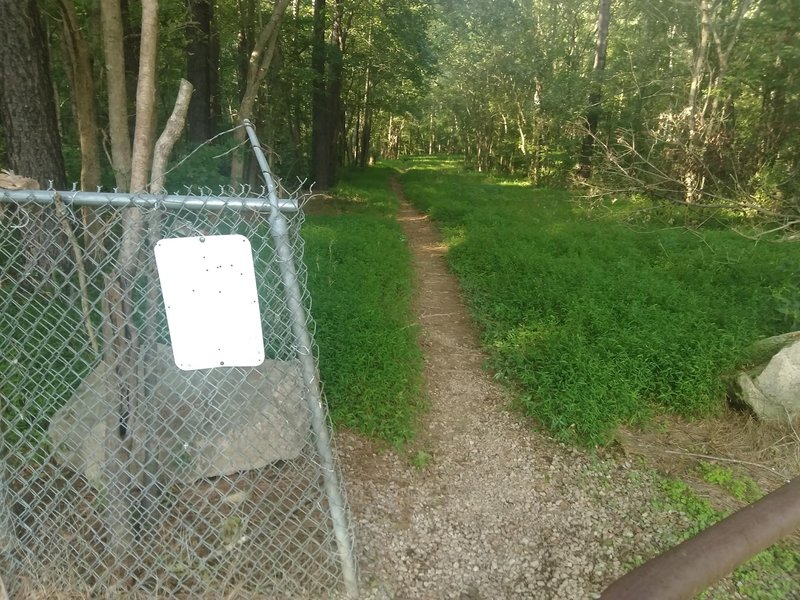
0, 189, 356, 598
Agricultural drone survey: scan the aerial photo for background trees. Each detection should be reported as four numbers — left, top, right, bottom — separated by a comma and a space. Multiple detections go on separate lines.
0, 0, 797, 217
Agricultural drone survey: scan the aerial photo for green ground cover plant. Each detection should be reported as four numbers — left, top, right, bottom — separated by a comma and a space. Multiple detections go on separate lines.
303, 167, 424, 446
399, 159, 800, 445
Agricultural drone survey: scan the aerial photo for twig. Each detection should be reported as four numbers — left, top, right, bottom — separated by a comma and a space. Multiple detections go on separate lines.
54, 192, 100, 355
156, 123, 246, 185
660, 448, 790, 483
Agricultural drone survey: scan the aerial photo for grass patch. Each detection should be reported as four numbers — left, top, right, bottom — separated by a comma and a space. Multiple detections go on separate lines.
697, 462, 763, 504
304, 167, 424, 446
399, 160, 800, 445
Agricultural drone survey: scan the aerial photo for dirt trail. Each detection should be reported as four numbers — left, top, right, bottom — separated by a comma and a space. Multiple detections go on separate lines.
335, 179, 678, 599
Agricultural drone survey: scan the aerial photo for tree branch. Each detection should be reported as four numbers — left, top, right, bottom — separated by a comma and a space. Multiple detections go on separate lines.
150, 79, 194, 193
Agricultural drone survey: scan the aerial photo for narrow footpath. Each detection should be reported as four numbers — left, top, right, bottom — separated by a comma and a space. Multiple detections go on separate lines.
335, 179, 678, 599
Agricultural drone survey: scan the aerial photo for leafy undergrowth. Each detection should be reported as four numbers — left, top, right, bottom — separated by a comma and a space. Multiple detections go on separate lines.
303, 167, 424, 447
399, 158, 800, 445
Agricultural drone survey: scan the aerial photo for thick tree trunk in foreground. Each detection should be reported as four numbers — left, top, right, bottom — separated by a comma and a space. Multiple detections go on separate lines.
0, 0, 67, 277
0, 0, 66, 188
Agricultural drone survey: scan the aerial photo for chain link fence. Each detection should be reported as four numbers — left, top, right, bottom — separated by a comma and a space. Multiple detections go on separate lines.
0, 137, 357, 597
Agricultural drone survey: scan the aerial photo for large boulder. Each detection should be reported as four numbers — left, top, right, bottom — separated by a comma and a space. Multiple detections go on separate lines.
48, 345, 310, 489
736, 339, 800, 422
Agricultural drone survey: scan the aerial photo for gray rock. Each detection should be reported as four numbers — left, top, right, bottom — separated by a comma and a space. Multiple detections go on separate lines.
48, 344, 309, 488
737, 339, 800, 422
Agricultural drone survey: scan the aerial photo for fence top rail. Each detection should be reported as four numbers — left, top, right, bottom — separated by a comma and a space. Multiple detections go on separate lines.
0, 188, 300, 212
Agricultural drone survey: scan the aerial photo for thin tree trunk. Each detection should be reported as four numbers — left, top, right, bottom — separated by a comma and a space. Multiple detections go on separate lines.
151, 80, 194, 193
310, 0, 330, 188
577, 0, 612, 179
100, 0, 132, 190
684, 0, 712, 203
358, 60, 373, 169
129, 0, 158, 192
230, 0, 292, 185
120, 0, 139, 137
58, 0, 105, 261
58, 0, 101, 191
103, 0, 158, 583
323, 1, 348, 185
186, 0, 214, 141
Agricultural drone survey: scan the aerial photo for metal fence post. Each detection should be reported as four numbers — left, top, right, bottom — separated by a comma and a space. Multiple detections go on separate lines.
244, 120, 359, 598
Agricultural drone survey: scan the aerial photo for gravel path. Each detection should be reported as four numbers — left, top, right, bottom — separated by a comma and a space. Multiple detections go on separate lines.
335, 182, 682, 599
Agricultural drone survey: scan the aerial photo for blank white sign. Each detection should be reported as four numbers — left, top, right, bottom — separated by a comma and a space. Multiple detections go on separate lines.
154, 234, 265, 370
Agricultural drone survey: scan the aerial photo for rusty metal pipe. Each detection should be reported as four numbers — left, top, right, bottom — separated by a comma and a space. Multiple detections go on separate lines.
601, 475, 800, 600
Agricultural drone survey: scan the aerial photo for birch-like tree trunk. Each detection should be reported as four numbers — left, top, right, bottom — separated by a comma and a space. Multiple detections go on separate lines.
103, 0, 158, 584
100, 0, 132, 190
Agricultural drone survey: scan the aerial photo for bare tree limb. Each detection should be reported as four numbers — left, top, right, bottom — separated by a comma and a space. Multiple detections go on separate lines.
582, 130, 799, 241
150, 79, 194, 193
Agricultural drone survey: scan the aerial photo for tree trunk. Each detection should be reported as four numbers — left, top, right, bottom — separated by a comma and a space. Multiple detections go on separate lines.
0, 0, 67, 278
100, 0, 132, 190
129, 0, 159, 192
57, 0, 105, 261
310, 0, 331, 189
186, 0, 214, 141
577, 0, 612, 179
237, 0, 256, 103
0, 0, 67, 188
230, 0, 292, 186
310, 0, 349, 189
324, 1, 348, 185
120, 0, 140, 137
683, 0, 712, 203
103, 0, 159, 583
57, 0, 102, 191
358, 60, 373, 169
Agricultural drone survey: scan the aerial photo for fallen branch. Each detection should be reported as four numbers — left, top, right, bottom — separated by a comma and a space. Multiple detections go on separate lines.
660, 448, 790, 483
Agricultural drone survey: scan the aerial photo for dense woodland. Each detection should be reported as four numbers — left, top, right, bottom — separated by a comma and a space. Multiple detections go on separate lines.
0, 0, 798, 231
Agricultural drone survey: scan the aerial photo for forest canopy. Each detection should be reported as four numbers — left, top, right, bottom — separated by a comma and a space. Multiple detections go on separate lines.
0, 0, 798, 232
